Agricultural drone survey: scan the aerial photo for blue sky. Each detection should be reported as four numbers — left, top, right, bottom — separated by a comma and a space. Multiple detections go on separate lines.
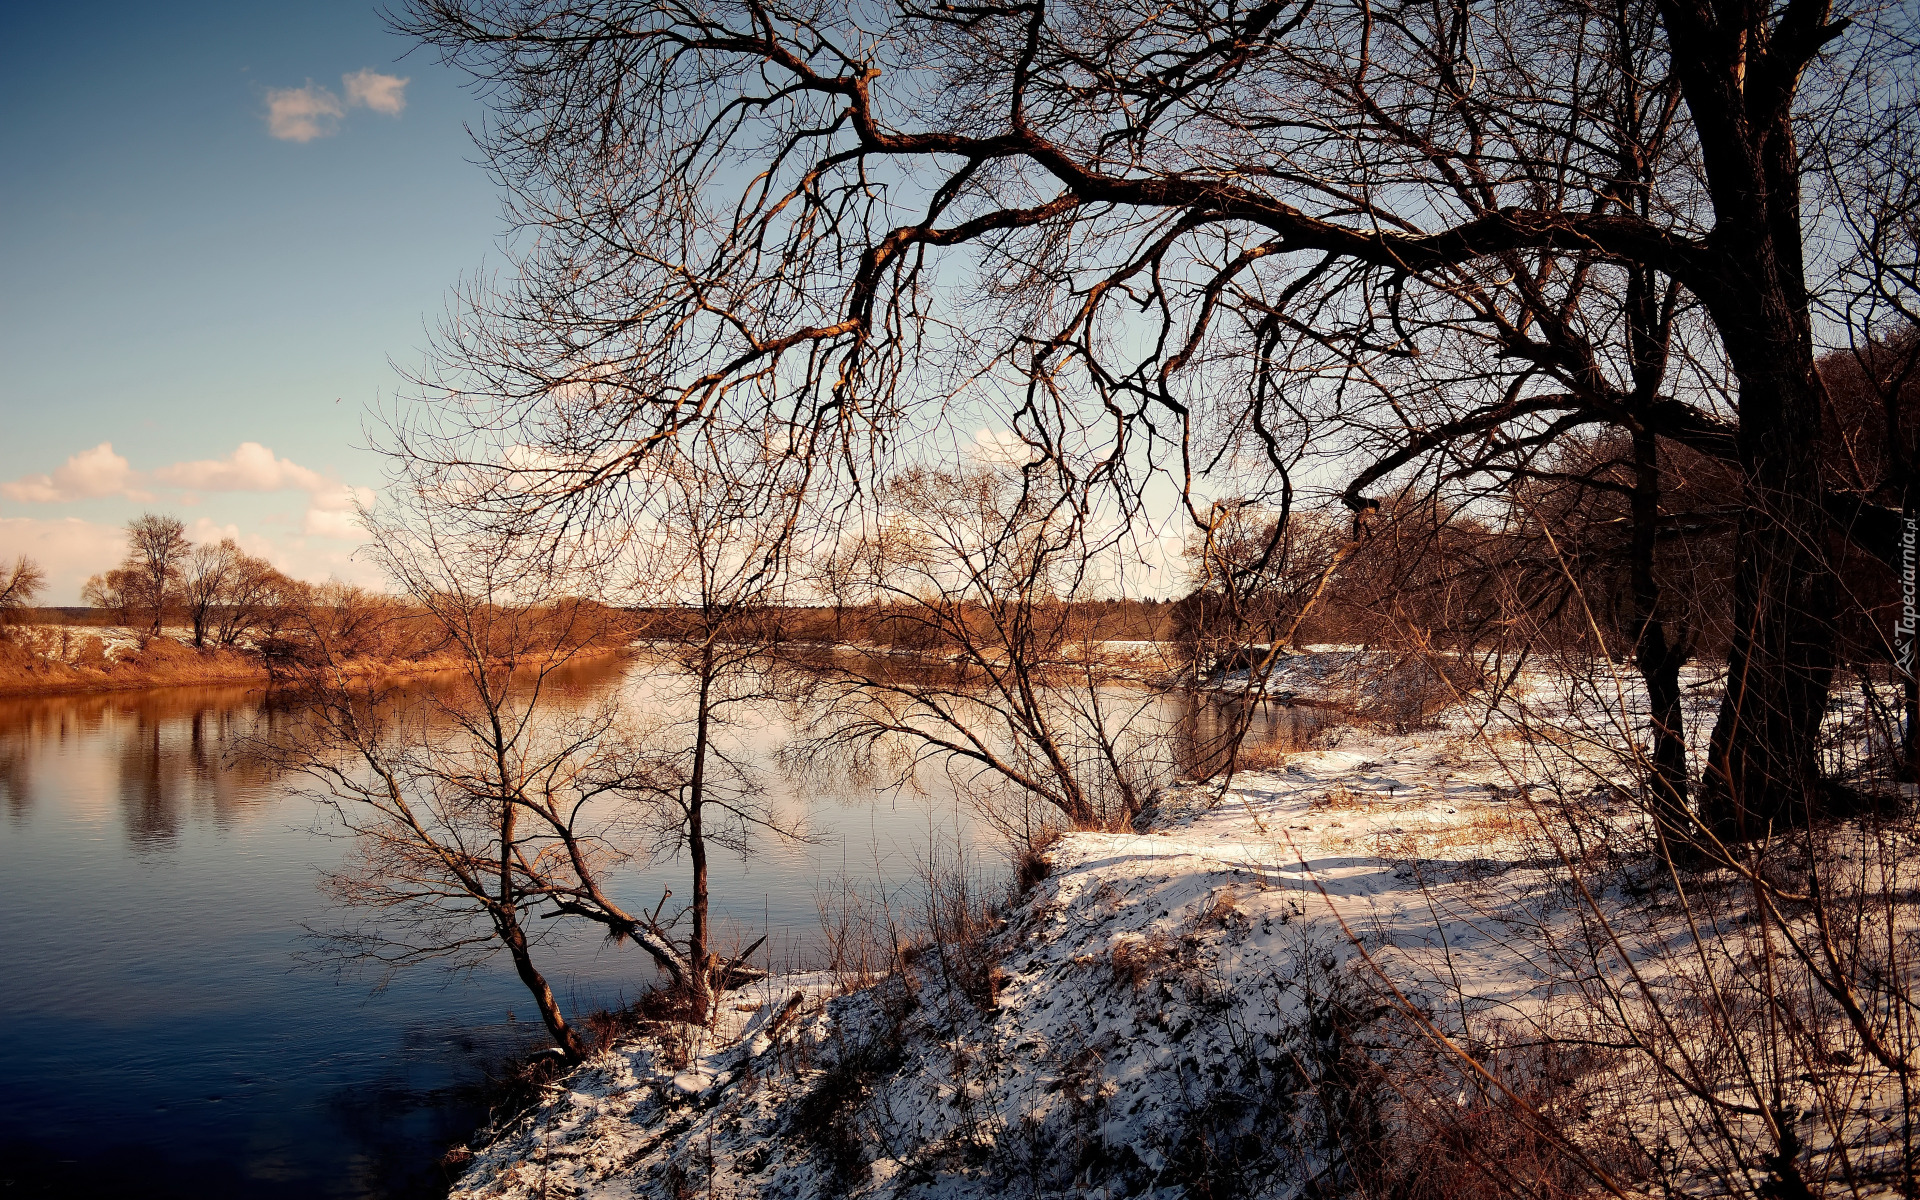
0, 2, 499, 601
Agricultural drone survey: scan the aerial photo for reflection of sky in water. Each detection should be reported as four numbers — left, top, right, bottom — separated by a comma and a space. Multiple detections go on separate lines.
0, 660, 987, 1199
0, 658, 1309, 1197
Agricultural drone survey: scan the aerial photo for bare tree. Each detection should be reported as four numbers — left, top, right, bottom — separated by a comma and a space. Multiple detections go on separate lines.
128, 514, 189, 636
1455, 432, 1741, 836
0, 555, 46, 623
1816, 90, 1920, 773
213, 547, 301, 650
264, 520, 706, 1062
390, 0, 1920, 839
87, 514, 189, 637
179, 538, 298, 649
796, 464, 1162, 831
619, 451, 805, 1018
179, 540, 239, 649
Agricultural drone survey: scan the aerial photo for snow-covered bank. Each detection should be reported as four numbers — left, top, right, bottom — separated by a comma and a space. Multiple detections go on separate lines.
446, 704, 1599, 1198
446, 659, 1915, 1200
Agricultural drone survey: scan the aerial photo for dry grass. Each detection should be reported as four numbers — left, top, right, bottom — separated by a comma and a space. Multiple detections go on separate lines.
1192, 888, 1244, 931
1110, 931, 1181, 991
0, 629, 268, 696
0, 624, 631, 698
1314, 782, 1373, 811
1011, 827, 1064, 896
1230, 742, 1294, 773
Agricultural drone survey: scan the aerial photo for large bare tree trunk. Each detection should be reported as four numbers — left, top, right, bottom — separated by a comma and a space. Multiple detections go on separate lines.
1698, 270, 1836, 836
1662, 0, 1844, 839
1700, 385, 1836, 838
498, 801, 588, 1062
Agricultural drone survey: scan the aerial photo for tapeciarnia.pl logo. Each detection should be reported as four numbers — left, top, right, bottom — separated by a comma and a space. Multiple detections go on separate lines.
1900, 517, 1918, 678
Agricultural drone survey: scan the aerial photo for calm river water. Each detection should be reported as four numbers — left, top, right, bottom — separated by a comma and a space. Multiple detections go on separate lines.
0, 655, 1302, 1199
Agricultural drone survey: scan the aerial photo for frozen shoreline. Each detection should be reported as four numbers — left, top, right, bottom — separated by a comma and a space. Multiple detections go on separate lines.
443, 653, 1909, 1199
445, 661, 1649, 1199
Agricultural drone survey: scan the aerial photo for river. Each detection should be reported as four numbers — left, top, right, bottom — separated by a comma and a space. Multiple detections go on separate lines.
0, 654, 1308, 1198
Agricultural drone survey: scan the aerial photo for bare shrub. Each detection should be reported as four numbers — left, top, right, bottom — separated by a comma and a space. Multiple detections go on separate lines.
915, 849, 1008, 1010
1356, 651, 1486, 734
815, 877, 907, 995
1011, 827, 1063, 897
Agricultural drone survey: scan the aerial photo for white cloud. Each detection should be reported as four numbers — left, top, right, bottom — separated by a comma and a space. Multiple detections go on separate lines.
183, 518, 280, 555
187, 517, 241, 542
343, 69, 408, 115
153, 446, 375, 540
5, 443, 375, 540
308, 482, 377, 513
303, 484, 375, 541
970, 427, 1039, 465
152, 442, 327, 493
0, 443, 145, 503
0, 516, 133, 604
302, 506, 369, 540
265, 82, 345, 141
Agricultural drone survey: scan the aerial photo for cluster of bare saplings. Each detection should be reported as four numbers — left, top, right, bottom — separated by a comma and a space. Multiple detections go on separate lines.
75, 513, 309, 647
157, 0, 1920, 1190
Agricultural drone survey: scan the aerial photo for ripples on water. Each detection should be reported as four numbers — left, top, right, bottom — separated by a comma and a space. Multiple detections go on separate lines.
0, 656, 1313, 1198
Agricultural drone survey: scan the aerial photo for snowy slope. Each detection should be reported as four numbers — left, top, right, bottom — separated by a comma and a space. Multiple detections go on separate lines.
446, 699, 1632, 1200
448, 656, 1905, 1199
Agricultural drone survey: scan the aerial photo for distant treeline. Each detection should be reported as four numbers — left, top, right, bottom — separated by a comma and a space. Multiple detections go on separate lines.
627, 598, 1178, 648
0, 513, 639, 694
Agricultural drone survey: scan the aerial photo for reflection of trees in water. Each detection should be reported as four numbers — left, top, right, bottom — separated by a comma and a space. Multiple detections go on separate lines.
115, 698, 288, 846
0, 659, 643, 845
0, 687, 285, 840
118, 717, 177, 844
1167, 691, 1336, 778
0, 660, 1312, 846
783, 650, 1323, 818
0, 741, 28, 824
0, 663, 637, 845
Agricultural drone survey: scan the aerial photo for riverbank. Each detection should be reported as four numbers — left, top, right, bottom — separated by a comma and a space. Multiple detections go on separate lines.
443, 707, 1563, 1198
0, 624, 634, 698
0, 626, 269, 696
441, 654, 1911, 1199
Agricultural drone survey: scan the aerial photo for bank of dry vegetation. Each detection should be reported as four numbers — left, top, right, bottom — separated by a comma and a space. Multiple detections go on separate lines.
0, 513, 645, 696
0, 594, 636, 697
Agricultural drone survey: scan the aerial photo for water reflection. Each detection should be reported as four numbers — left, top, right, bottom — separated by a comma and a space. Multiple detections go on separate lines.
0, 660, 985, 1200
1167, 691, 1338, 777
0, 659, 1306, 1199
0, 688, 282, 837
